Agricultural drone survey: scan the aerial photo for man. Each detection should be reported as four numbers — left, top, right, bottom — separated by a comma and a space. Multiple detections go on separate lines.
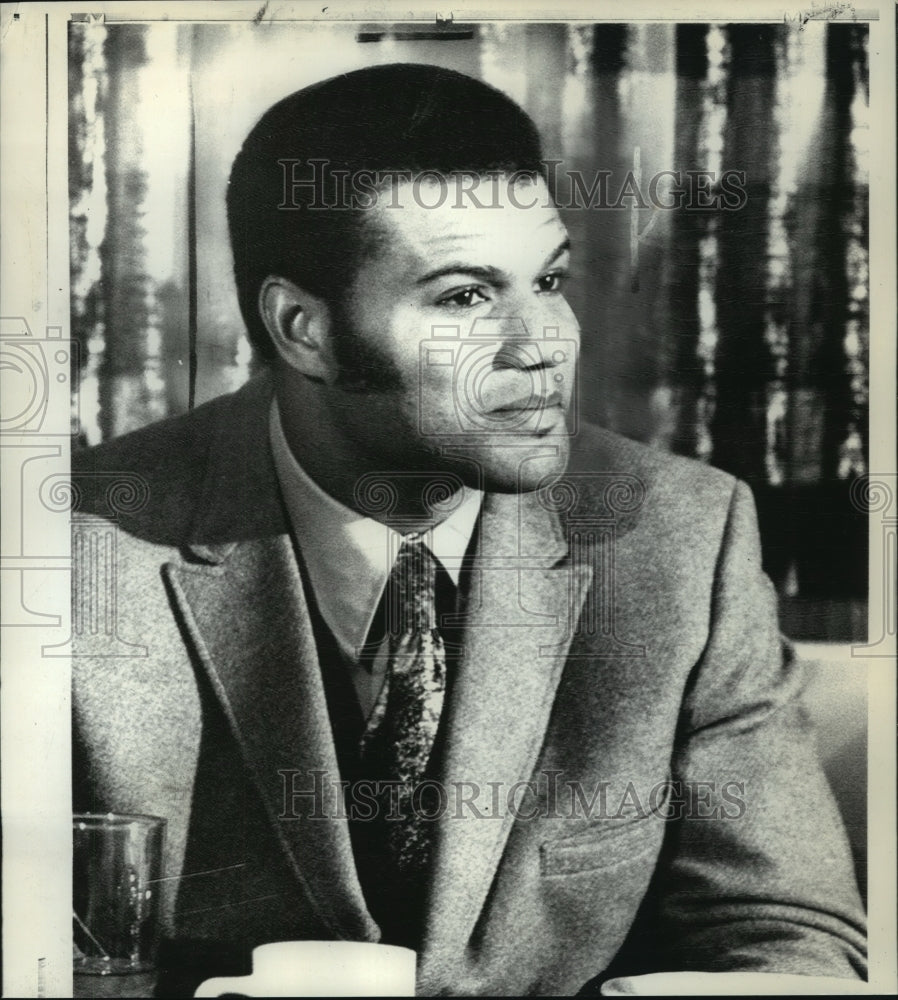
72, 64, 866, 994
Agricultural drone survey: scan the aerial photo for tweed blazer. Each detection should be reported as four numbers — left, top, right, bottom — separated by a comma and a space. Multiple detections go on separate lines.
71, 373, 866, 995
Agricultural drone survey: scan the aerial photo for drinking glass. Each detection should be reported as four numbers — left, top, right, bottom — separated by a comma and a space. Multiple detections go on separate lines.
73, 813, 166, 975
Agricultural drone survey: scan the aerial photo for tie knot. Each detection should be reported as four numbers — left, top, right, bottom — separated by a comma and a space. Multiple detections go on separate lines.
392, 535, 439, 634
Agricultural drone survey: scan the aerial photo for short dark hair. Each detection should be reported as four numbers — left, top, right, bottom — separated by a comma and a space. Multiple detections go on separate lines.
226, 62, 545, 361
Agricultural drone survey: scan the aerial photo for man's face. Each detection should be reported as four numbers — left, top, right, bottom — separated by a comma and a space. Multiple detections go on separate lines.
325, 174, 580, 494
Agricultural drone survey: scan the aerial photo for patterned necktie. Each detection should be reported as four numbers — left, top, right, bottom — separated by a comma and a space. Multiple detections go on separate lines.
359, 534, 447, 875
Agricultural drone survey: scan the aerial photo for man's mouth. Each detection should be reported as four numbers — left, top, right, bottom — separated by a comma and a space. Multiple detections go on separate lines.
491, 390, 564, 414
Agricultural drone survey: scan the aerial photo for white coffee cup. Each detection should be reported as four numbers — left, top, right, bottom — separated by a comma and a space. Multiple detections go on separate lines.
193, 940, 416, 997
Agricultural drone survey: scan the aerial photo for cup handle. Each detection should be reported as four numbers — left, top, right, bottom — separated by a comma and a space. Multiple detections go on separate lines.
194, 974, 248, 997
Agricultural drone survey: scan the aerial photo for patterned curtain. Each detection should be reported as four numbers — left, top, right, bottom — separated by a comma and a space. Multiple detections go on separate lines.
68, 20, 869, 640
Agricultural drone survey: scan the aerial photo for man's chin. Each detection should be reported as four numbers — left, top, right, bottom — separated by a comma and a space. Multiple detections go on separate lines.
461, 440, 572, 494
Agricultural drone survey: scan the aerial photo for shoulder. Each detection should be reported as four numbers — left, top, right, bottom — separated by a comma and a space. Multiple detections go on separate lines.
73, 386, 237, 477
71, 374, 273, 545
563, 422, 755, 577
567, 421, 739, 513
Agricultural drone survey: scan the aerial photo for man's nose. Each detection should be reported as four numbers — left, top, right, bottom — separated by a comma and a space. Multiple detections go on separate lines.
487, 314, 575, 373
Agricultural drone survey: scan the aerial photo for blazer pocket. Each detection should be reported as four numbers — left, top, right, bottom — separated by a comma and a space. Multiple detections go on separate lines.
539, 814, 667, 877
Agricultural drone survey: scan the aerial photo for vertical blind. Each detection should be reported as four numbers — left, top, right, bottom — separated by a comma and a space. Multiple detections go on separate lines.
69, 20, 869, 639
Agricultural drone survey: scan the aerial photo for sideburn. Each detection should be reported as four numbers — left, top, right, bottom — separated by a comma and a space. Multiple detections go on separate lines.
328, 296, 406, 394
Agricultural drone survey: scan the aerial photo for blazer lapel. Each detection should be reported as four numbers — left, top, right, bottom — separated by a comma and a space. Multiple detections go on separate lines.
164, 376, 378, 942
420, 486, 593, 971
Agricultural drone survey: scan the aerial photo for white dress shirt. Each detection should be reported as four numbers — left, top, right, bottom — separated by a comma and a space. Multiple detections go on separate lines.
269, 400, 483, 718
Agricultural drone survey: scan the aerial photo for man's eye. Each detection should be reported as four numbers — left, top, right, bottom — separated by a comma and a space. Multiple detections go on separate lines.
537, 272, 567, 293
436, 287, 490, 309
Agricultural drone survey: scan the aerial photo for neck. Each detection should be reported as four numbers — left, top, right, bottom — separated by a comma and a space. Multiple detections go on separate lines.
274, 369, 459, 531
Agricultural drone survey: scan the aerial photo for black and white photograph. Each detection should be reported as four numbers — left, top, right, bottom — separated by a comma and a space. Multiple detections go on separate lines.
0, 2, 895, 996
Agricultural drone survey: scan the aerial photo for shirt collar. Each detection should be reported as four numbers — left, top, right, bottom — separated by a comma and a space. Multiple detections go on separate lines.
269, 399, 483, 661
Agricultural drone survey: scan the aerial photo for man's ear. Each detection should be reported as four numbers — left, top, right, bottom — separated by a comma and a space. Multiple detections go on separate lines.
258, 276, 335, 381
